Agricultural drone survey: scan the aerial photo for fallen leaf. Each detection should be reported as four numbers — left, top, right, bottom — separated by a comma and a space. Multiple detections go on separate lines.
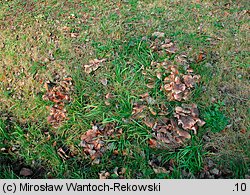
70, 32, 79, 38
148, 138, 158, 148
99, 171, 110, 179
143, 119, 155, 128
152, 32, 165, 38
146, 83, 154, 89
53, 141, 57, 147
100, 78, 108, 86
149, 160, 169, 174
105, 93, 113, 99
113, 150, 119, 155
153, 167, 168, 174
120, 167, 126, 175
132, 103, 147, 115
104, 101, 111, 106
83, 58, 106, 74
139, 92, 149, 99
197, 52, 206, 62
57, 147, 71, 160
240, 129, 246, 134
20, 168, 33, 177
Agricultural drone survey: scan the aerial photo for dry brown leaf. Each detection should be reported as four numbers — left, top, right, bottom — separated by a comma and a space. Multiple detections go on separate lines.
139, 92, 149, 99
143, 119, 155, 128
99, 171, 110, 179
148, 138, 158, 148
105, 93, 114, 99
149, 160, 169, 174
19, 168, 33, 177
83, 58, 106, 74
152, 32, 165, 38
153, 167, 168, 174
146, 83, 154, 89
57, 147, 70, 160
104, 101, 111, 106
196, 52, 206, 63
100, 78, 108, 86
70, 32, 79, 38
132, 103, 147, 115
120, 167, 126, 175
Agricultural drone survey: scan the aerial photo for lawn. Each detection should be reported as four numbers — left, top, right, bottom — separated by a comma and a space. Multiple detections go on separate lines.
0, 0, 249, 179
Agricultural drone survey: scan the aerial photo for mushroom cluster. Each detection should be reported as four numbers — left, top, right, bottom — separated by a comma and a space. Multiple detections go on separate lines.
43, 77, 73, 127
80, 123, 123, 164
163, 65, 200, 101
174, 104, 206, 134
150, 32, 178, 55
147, 117, 191, 148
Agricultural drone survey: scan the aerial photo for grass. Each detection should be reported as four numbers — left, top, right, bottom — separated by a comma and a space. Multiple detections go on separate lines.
0, 0, 249, 179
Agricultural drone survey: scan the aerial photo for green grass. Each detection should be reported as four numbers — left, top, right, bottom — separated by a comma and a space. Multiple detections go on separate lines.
203, 101, 229, 133
0, 0, 249, 179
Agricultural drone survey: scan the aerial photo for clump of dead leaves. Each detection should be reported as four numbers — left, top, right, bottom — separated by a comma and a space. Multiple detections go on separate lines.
80, 122, 122, 164
43, 77, 73, 128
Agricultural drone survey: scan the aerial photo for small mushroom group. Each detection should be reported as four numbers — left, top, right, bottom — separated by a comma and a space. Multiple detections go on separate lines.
174, 104, 206, 134
43, 78, 73, 104
147, 103, 205, 148
148, 117, 192, 148
150, 32, 178, 55
162, 65, 200, 101
80, 123, 122, 164
43, 77, 73, 128
47, 104, 67, 128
